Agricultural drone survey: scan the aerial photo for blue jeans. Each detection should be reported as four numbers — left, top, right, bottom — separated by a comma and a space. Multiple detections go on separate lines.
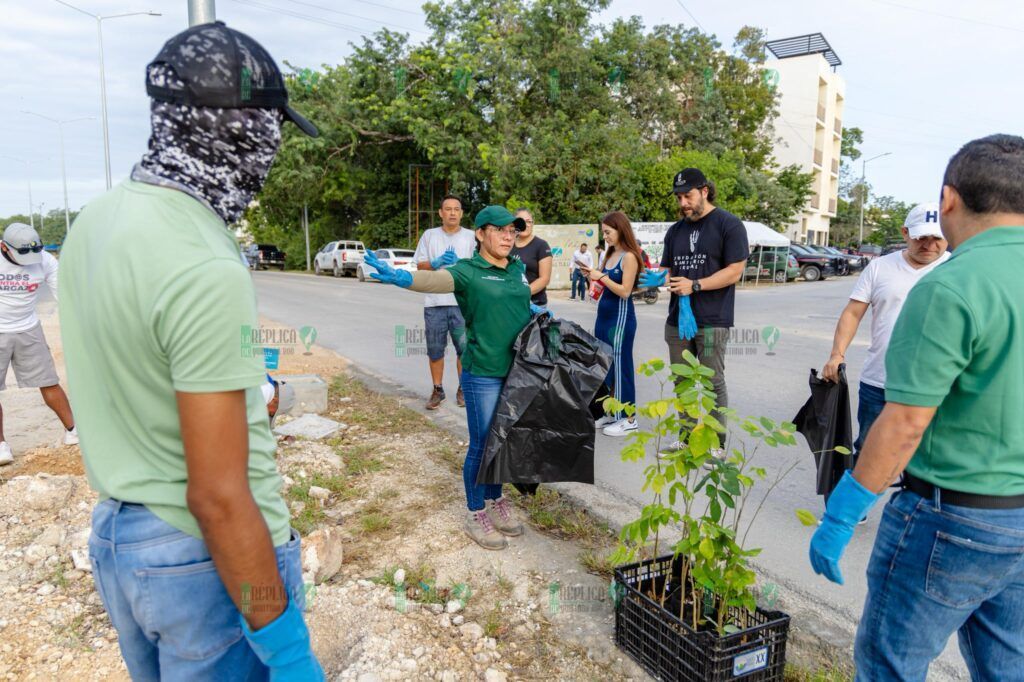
461, 371, 504, 511
88, 500, 306, 681
854, 489, 1024, 681
571, 270, 587, 300
854, 382, 886, 461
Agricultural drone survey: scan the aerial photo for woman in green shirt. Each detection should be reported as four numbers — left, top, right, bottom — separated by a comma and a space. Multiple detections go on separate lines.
365, 205, 546, 551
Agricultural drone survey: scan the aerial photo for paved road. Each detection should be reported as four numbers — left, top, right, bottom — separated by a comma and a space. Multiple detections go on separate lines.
253, 270, 966, 677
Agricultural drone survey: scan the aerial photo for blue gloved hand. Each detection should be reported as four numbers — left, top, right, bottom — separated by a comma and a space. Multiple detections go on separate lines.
809, 471, 883, 585
530, 303, 553, 317
430, 247, 458, 270
677, 295, 698, 340
365, 251, 412, 288
638, 268, 667, 288
241, 595, 325, 681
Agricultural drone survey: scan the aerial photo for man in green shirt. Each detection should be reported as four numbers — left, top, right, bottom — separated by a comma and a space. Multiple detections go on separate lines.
808, 134, 1024, 679
59, 23, 322, 680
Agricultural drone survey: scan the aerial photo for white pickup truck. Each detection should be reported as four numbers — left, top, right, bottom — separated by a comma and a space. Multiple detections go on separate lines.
314, 240, 365, 277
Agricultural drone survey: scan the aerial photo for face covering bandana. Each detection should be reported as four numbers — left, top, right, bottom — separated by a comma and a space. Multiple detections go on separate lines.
136, 63, 282, 225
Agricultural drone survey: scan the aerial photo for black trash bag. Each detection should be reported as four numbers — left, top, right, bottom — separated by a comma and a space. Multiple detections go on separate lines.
792, 365, 854, 499
476, 314, 613, 485
589, 382, 612, 421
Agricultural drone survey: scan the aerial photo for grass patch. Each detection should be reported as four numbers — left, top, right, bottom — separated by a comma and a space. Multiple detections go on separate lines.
286, 482, 327, 535
373, 562, 472, 607
329, 374, 425, 435
483, 602, 507, 639
578, 548, 617, 578
338, 443, 385, 476
784, 663, 854, 682
50, 561, 69, 590
512, 487, 614, 547
359, 512, 392, 533
60, 613, 89, 650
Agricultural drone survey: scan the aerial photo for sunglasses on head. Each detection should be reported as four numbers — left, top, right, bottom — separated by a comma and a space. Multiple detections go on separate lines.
3, 240, 43, 255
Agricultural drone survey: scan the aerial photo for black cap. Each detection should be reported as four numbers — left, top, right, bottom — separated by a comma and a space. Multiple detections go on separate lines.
146, 22, 318, 137
672, 168, 708, 195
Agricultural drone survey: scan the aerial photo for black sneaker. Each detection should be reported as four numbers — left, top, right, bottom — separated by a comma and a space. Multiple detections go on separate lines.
456, 386, 465, 408
426, 387, 445, 410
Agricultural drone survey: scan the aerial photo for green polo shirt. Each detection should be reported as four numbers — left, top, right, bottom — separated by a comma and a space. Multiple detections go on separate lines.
448, 253, 532, 377
885, 226, 1024, 496
58, 180, 290, 546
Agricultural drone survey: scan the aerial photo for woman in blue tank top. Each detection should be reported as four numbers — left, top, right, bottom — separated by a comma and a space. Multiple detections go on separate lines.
585, 211, 642, 437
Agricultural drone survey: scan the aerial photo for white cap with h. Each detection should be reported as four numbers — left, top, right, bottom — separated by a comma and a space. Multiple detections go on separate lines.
904, 203, 944, 240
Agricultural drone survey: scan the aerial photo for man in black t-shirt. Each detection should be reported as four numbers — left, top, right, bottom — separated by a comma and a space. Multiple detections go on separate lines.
510, 208, 553, 306
655, 168, 749, 427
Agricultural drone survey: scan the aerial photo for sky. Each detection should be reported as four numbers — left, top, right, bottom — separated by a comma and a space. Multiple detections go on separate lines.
1, 0, 1022, 220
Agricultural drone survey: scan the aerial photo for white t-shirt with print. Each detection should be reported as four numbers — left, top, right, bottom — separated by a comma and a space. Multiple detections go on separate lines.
571, 250, 594, 272
0, 251, 59, 333
849, 249, 951, 389
412, 226, 477, 308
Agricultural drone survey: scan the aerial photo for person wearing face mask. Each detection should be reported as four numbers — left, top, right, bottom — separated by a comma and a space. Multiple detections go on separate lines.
0, 222, 78, 465
57, 23, 323, 681
364, 205, 543, 552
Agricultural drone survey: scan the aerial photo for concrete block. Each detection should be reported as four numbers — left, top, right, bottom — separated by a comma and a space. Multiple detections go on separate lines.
275, 374, 328, 415
273, 414, 341, 440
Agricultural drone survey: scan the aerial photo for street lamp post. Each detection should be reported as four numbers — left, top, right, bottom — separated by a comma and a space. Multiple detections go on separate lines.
22, 112, 94, 235
188, 0, 216, 26
38, 203, 45, 235
54, 2, 161, 190
858, 152, 893, 245
0, 156, 34, 228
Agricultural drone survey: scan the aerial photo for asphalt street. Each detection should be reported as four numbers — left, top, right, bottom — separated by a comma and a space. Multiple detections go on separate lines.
253, 270, 967, 677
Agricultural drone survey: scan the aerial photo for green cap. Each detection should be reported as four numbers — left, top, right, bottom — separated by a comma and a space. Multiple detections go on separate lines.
474, 205, 527, 231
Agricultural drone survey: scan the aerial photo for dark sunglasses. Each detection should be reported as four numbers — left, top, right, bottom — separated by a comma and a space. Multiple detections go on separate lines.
3, 240, 43, 255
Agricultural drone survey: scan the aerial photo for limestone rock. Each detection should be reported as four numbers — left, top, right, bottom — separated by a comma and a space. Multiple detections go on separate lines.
301, 527, 344, 584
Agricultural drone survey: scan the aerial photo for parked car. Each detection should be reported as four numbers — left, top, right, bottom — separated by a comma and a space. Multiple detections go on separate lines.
856, 244, 882, 260
244, 243, 286, 270
882, 241, 905, 256
803, 244, 851, 276
741, 248, 799, 283
357, 248, 417, 282
314, 240, 366, 277
819, 245, 865, 273
788, 244, 835, 282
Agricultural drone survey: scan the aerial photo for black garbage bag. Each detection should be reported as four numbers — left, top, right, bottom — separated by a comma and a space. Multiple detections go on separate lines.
792, 365, 854, 499
477, 314, 613, 485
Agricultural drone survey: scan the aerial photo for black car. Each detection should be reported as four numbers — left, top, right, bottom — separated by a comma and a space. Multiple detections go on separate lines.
245, 243, 286, 270
788, 244, 835, 282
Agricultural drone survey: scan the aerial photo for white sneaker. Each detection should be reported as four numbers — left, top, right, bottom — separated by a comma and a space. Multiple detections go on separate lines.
62, 426, 79, 446
0, 441, 12, 466
657, 440, 685, 459
594, 414, 617, 428
603, 419, 638, 437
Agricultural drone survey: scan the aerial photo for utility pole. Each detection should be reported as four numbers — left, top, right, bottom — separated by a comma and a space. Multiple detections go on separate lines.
38, 203, 45, 236
22, 112, 94, 235
54, 2, 161, 190
303, 203, 311, 271
858, 152, 892, 245
188, 0, 216, 26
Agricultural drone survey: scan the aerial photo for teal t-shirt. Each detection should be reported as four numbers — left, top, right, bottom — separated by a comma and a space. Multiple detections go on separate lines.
58, 180, 290, 545
885, 226, 1024, 496
447, 253, 532, 377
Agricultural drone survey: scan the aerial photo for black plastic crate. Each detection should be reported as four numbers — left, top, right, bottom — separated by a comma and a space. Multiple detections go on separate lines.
614, 554, 789, 682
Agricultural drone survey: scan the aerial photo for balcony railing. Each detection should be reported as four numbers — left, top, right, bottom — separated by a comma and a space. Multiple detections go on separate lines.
829, 198, 837, 214
817, 104, 826, 122
813, 149, 823, 167
834, 118, 842, 135
810, 192, 821, 210
831, 158, 839, 175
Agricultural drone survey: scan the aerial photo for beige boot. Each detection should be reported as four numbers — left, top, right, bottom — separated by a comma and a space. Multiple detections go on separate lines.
465, 510, 508, 550
486, 497, 524, 537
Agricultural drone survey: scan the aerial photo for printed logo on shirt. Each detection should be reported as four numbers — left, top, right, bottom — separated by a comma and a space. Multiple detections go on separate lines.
689, 229, 701, 252
673, 253, 708, 272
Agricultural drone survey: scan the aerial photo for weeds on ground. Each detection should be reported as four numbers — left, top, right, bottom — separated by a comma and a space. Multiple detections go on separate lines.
578, 548, 617, 578
285, 483, 327, 535
784, 662, 854, 682
510, 487, 614, 547
49, 561, 69, 590
483, 602, 508, 639
329, 374, 424, 435
60, 613, 89, 651
359, 512, 392, 533
336, 443, 384, 476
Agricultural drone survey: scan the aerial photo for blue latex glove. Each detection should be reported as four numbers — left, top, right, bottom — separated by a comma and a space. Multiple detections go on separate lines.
638, 268, 667, 288
677, 295, 698, 340
809, 471, 883, 584
241, 596, 325, 681
430, 247, 458, 270
365, 251, 412, 288
530, 303, 553, 317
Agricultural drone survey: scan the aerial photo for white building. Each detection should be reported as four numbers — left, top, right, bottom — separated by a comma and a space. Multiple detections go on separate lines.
764, 34, 845, 246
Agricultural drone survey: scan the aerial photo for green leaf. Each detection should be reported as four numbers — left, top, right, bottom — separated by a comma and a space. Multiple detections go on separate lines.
719, 491, 735, 508
670, 363, 694, 377
795, 509, 819, 527
709, 498, 722, 522
834, 445, 852, 455
699, 537, 715, 560
759, 416, 775, 430
690, 424, 717, 455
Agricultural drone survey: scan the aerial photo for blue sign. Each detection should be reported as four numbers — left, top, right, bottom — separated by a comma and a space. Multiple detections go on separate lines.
263, 347, 280, 370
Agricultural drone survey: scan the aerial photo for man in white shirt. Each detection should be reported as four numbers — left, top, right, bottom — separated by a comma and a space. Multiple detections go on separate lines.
822, 203, 951, 467
569, 242, 593, 301
0, 223, 78, 464
412, 195, 478, 410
